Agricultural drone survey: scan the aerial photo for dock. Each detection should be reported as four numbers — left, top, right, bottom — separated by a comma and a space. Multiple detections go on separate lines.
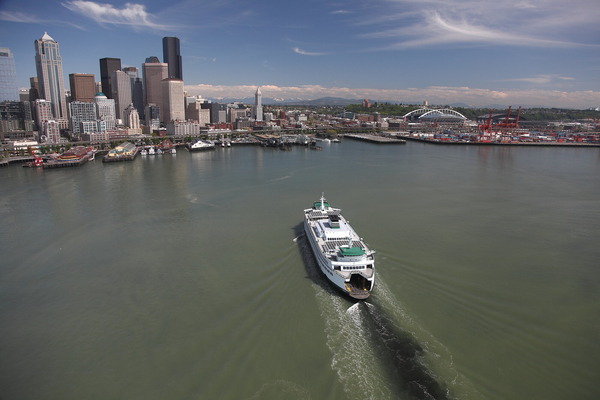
344, 134, 406, 144
102, 142, 139, 162
43, 157, 90, 169
398, 135, 600, 147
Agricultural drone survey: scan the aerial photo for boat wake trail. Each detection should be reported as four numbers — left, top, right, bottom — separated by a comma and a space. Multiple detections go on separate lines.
295, 228, 475, 400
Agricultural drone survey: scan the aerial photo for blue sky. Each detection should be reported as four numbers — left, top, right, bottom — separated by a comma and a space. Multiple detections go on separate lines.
1, 0, 599, 107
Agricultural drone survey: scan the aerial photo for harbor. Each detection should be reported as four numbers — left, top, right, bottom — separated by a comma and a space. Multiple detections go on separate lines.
1, 141, 598, 400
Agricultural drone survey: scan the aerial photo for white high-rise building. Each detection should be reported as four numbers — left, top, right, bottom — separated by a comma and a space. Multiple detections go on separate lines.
94, 92, 116, 130
254, 86, 263, 122
162, 78, 184, 122
34, 33, 67, 121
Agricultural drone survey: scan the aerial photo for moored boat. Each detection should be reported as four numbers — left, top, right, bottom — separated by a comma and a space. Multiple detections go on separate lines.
187, 139, 215, 151
303, 195, 375, 299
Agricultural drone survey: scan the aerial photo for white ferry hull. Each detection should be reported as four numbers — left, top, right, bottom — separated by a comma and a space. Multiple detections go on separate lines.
303, 196, 375, 299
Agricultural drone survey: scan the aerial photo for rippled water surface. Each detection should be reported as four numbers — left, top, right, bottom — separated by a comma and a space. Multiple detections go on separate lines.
1, 141, 599, 399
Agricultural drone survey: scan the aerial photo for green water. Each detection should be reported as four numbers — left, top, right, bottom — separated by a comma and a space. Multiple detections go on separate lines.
1, 141, 599, 399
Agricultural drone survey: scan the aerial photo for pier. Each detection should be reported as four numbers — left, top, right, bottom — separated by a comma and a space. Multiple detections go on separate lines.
398, 135, 600, 147
344, 134, 406, 144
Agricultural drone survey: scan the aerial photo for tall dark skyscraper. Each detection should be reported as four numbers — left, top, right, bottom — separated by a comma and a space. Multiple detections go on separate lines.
99, 57, 121, 99
162, 37, 182, 80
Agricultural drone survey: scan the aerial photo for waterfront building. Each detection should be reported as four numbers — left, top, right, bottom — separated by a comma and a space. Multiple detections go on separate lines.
34, 99, 53, 131
42, 119, 60, 143
185, 97, 210, 126
142, 60, 168, 121
111, 70, 133, 121
162, 78, 184, 122
80, 119, 106, 134
0, 101, 27, 133
80, 121, 108, 142
144, 103, 160, 133
254, 87, 263, 122
34, 33, 67, 121
166, 120, 202, 136
69, 73, 96, 103
0, 48, 19, 101
69, 101, 96, 135
94, 92, 116, 130
207, 102, 227, 124
163, 37, 182, 80
99, 58, 121, 99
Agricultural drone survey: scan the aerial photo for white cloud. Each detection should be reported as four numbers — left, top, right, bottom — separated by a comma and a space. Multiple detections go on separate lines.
504, 75, 576, 85
292, 47, 328, 56
356, 0, 600, 49
61, 1, 171, 31
0, 11, 41, 23
184, 83, 600, 108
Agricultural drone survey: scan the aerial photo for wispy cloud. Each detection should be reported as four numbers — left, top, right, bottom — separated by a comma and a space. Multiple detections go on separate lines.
354, 0, 600, 49
185, 83, 600, 108
0, 11, 42, 23
504, 75, 576, 85
61, 1, 171, 31
0, 10, 86, 29
292, 47, 328, 56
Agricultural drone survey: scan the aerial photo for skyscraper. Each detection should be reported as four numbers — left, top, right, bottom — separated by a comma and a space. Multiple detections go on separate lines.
162, 37, 182, 80
254, 87, 263, 122
34, 33, 67, 120
142, 60, 168, 121
69, 73, 96, 102
162, 78, 184, 122
123, 67, 144, 119
0, 47, 19, 101
99, 57, 121, 99
111, 70, 132, 121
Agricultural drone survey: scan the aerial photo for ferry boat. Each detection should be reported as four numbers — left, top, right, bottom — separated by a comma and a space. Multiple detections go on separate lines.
188, 139, 215, 151
303, 195, 375, 299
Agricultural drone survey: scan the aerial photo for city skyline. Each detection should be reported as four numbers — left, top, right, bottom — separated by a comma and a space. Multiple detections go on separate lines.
1, 0, 599, 108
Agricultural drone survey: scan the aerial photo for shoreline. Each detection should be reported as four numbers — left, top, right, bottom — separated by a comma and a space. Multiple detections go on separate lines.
397, 135, 600, 147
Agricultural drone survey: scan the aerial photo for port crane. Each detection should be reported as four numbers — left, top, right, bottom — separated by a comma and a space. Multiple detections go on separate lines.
496, 106, 522, 131
478, 109, 493, 133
